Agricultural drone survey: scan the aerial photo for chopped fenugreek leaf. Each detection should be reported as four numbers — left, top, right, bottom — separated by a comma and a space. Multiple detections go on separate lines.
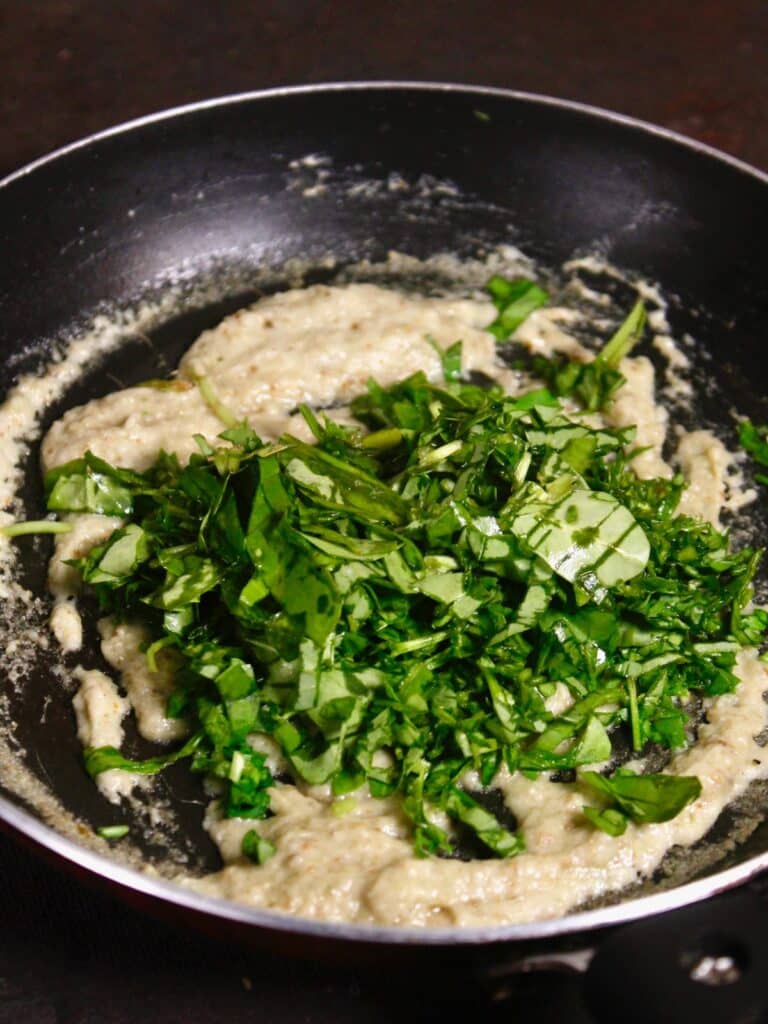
97, 824, 130, 840
739, 420, 768, 486
242, 829, 276, 864
533, 299, 647, 411
486, 276, 549, 341
579, 769, 702, 824
582, 805, 628, 837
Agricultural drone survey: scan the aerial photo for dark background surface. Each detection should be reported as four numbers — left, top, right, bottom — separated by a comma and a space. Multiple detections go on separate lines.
0, 2, 766, 1022
1, 0, 767, 179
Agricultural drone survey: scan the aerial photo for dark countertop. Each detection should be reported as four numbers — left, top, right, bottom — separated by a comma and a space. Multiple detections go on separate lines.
0, 824, 599, 1023
1, 0, 767, 178
0, 3, 766, 1022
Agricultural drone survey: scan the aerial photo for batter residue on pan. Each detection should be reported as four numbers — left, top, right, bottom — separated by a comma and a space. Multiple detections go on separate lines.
4, 255, 768, 927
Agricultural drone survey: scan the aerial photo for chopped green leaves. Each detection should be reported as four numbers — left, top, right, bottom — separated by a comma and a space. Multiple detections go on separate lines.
242, 829, 276, 864
46, 453, 140, 515
82, 524, 150, 585
428, 336, 463, 382
580, 769, 702, 827
508, 480, 650, 596
443, 786, 525, 857
486, 276, 549, 341
597, 299, 647, 369
84, 732, 204, 776
739, 420, 768, 485
582, 805, 628, 836
535, 300, 647, 412
54, 286, 765, 863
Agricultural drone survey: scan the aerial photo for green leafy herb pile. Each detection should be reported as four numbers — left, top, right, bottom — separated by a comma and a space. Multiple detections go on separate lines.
37, 280, 768, 861
739, 420, 768, 486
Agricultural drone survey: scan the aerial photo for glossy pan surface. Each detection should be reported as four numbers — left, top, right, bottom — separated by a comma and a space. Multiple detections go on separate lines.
1, 82, 768, 951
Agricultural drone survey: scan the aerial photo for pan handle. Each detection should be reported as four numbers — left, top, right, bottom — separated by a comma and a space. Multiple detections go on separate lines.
481, 885, 768, 1022
581, 886, 768, 1023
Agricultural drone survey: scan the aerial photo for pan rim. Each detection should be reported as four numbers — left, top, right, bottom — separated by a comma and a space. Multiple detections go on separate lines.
1, 79, 767, 191
3, 787, 768, 945
1, 79, 767, 947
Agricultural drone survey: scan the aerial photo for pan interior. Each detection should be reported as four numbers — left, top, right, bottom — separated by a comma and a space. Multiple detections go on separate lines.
1, 85, 767, 937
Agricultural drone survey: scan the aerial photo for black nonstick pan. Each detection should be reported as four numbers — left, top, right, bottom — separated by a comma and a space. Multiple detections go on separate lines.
1, 83, 768, 1021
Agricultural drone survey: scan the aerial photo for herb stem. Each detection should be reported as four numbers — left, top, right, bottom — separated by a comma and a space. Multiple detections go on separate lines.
194, 374, 240, 428
0, 519, 73, 537
627, 676, 642, 752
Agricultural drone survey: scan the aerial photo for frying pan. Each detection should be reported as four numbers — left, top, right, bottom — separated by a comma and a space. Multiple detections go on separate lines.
1, 83, 768, 1020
